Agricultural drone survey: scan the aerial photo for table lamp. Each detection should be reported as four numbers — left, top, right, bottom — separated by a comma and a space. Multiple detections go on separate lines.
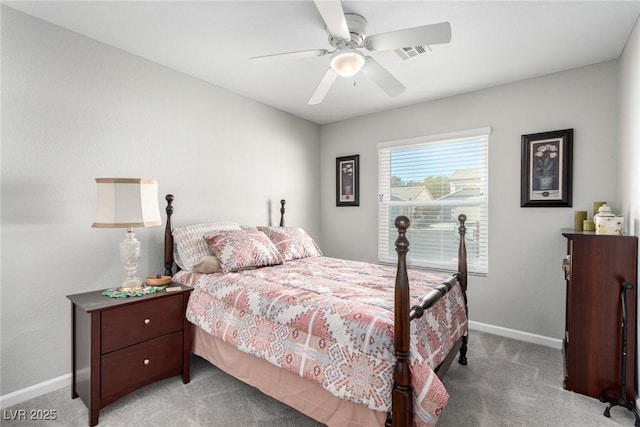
92, 178, 161, 291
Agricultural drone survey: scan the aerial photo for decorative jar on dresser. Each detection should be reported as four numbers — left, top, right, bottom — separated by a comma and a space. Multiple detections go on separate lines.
67, 284, 193, 426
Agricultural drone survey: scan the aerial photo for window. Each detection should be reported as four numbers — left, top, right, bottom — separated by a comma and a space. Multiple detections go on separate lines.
378, 127, 490, 274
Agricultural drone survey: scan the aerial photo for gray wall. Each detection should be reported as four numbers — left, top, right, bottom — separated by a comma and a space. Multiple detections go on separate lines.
618, 9, 640, 396
319, 61, 621, 341
619, 14, 640, 235
2, 3, 639, 406
1, 7, 320, 396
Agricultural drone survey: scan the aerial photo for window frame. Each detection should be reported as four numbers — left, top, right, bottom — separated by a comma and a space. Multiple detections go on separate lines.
377, 127, 490, 274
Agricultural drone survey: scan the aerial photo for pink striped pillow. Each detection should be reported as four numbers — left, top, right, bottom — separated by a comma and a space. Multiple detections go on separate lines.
204, 230, 283, 273
257, 226, 322, 261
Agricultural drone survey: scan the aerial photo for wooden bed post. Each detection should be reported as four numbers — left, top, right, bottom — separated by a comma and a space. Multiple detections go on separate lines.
391, 215, 412, 427
279, 199, 286, 226
164, 194, 175, 276
457, 213, 468, 365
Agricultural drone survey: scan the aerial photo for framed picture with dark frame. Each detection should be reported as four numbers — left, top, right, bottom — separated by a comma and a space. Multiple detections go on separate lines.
336, 155, 359, 206
521, 128, 573, 207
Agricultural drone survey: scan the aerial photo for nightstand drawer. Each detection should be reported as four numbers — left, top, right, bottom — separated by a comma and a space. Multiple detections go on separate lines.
101, 332, 183, 398
101, 294, 183, 353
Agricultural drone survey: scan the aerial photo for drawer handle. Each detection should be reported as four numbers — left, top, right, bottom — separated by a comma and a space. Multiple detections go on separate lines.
144, 318, 151, 325
143, 359, 150, 366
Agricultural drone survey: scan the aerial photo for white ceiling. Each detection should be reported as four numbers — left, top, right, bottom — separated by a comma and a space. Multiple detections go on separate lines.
6, 1, 640, 124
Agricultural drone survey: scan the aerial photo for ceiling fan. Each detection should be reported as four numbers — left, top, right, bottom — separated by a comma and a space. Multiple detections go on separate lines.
250, 0, 451, 105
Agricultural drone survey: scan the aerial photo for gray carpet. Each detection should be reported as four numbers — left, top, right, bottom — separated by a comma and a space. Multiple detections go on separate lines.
3, 331, 637, 426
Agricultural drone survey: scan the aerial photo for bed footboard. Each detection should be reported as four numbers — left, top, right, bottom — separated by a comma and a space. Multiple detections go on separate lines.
389, 214, 468, 427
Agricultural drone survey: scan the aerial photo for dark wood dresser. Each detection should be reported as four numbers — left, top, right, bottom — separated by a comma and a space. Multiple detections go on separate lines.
67, 284, 193, 426
561, 230, 638, 402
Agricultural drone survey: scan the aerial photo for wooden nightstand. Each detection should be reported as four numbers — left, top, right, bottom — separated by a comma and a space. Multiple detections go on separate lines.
67, 284, 193, 426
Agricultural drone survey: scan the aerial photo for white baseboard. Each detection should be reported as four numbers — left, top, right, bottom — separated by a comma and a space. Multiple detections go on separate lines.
0, 373, 70, 410
0, 323, 563, 409
468, 320, 563, 349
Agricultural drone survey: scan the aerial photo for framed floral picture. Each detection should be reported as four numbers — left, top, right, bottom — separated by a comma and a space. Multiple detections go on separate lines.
521, 129, 573, 207
336, 155, 359, 206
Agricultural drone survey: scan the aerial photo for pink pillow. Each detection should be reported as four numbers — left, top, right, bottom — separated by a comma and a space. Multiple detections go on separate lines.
257, 226, 322, 261
204, 230, 283, 273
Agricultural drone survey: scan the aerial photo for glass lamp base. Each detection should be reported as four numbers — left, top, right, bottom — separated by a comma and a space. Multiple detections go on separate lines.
118, 277, 143, 292
119, 229, 143, 292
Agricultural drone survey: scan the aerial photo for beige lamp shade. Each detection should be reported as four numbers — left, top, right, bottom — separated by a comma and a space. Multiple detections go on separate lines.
92, 178, 161, 228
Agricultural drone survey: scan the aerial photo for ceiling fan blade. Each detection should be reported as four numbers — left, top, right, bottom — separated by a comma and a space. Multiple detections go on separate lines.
313, 0, 350, 41
360, 57, 405, 97
250, 49, 329, 64
308, 68, 338, 105
365, 22, 451, 51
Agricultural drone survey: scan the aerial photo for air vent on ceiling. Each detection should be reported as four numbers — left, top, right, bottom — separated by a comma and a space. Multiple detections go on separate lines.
394, 45, 430, 60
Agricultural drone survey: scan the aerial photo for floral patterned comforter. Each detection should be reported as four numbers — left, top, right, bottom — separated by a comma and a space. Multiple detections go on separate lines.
173, 256, 467, 426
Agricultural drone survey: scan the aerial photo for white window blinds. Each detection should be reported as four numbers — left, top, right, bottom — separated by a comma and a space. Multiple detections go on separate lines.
378, 128, 490, 274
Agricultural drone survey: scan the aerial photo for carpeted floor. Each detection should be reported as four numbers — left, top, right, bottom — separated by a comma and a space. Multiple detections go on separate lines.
2, 331, 637, 426
438, 331, 637, 427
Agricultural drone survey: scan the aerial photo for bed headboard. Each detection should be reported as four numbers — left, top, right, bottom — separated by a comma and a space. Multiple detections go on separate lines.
163, 195, 286, 276
163, 194, 175, 276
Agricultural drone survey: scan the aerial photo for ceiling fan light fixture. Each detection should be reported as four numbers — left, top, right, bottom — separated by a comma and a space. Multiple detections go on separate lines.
330, 50, 365, 77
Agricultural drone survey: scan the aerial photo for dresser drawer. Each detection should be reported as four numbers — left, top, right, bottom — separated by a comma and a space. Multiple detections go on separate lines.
101, 294, 183, 353
101, 332, 183, 398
